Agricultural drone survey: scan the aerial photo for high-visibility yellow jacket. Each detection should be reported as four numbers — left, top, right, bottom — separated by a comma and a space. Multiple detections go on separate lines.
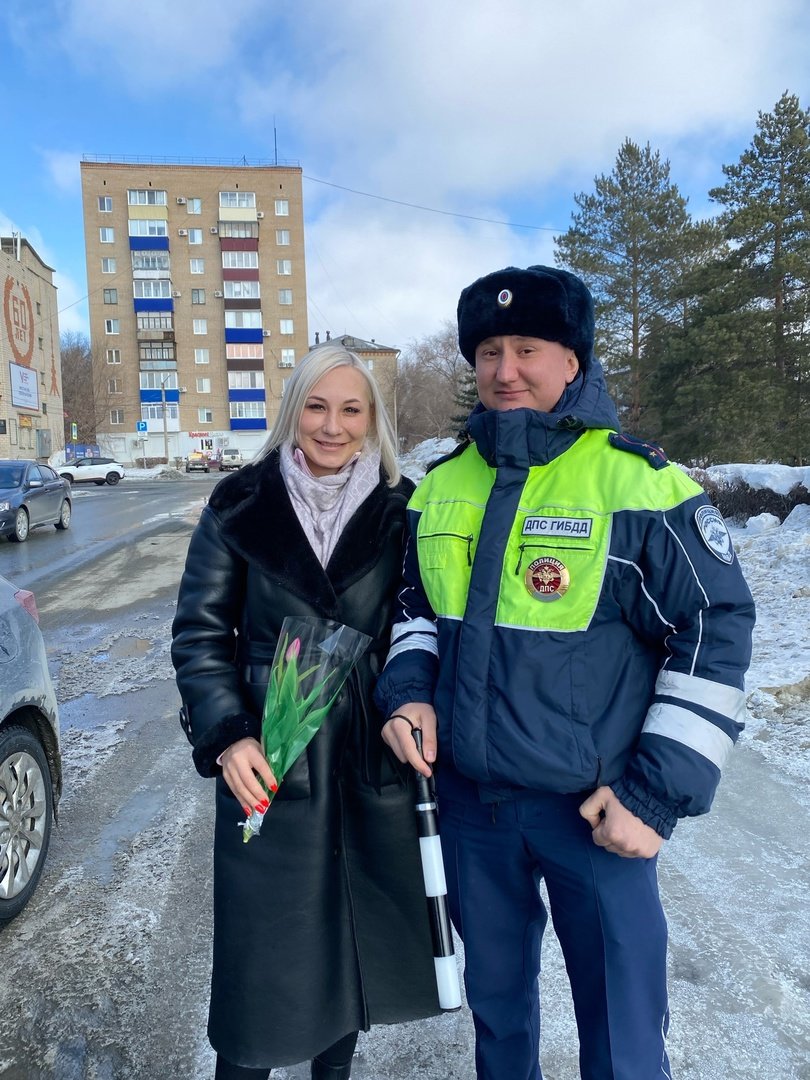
376, 368, 755, 837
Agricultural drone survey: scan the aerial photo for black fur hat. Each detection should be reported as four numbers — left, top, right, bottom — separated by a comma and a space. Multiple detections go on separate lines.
457, 264, 595, 368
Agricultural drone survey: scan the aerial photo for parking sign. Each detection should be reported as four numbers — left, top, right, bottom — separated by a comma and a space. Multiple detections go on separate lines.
136, 421, 147, 432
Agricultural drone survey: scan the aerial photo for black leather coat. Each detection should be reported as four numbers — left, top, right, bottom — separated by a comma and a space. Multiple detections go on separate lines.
171, 452, 440, 1069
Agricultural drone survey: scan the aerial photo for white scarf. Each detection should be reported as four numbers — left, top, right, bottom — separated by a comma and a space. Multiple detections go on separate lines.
279, 442, 382, 567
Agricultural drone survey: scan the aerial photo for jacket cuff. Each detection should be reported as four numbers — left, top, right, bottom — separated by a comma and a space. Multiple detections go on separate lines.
191, 711, 261, 778
610, 777, 678, 840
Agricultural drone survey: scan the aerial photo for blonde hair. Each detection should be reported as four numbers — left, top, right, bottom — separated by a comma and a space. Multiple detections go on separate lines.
255, 344, 401, 485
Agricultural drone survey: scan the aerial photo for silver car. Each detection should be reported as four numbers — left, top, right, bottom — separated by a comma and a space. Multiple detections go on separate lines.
0, 572, 61, 924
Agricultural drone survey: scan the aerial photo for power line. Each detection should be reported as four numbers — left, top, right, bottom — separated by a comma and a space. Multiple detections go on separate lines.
303, 174, 563, 233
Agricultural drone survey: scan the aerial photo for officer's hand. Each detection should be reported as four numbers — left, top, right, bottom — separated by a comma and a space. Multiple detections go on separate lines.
382, 703, 437, 778
579, 786, 663, 859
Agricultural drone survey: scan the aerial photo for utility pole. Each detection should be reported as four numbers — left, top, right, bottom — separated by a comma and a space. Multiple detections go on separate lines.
161, 375, 169, 464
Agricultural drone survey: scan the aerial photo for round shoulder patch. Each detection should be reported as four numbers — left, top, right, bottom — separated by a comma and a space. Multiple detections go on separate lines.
694, 504, 734, 564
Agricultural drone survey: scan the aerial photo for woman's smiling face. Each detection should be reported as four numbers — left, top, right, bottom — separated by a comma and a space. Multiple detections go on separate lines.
296, 365, 372, 476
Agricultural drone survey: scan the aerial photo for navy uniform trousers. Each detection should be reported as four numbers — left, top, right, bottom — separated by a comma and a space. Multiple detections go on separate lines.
438, 777, 672, 1080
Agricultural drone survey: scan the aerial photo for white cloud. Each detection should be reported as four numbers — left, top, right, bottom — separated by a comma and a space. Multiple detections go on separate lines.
39, 149, 82, 195
304, 199, 555, 348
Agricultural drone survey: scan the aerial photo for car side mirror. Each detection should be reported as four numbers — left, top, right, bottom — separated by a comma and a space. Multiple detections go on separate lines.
28, 480, 43, 489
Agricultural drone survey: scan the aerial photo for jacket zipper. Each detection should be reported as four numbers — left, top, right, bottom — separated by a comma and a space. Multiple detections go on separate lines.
421, 531, 474, 566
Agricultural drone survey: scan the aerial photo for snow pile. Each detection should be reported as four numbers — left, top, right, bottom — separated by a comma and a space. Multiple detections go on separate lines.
399, 437, 458, 482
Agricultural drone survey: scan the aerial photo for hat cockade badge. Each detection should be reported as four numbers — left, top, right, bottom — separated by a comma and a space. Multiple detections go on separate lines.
497, 289, 513, 307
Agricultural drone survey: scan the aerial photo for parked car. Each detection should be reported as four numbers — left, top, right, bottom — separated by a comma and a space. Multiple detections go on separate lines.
185, 452, 210, 473
0, 571, 62, 924
0, 461, 72, 543
57, 456, 125, 486
218, 448, 243, 471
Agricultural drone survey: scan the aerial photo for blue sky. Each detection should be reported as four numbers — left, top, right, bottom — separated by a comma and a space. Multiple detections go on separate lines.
1, 0, 808, 350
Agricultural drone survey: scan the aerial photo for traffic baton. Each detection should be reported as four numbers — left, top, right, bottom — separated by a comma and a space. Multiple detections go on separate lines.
412, 728, 462, 1011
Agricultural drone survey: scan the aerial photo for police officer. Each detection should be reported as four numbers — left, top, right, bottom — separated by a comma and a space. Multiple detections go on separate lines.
376, 265, 755, 1079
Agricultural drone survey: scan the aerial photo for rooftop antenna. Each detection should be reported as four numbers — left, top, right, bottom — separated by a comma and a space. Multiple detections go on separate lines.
274, 117, 278, 166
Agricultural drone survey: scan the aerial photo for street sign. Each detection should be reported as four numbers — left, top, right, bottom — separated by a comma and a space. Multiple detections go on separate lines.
136, 421, 148, 432
70, 422, 78, 440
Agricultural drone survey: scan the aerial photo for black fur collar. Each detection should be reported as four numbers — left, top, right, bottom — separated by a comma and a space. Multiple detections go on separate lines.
206, 451, 413, 609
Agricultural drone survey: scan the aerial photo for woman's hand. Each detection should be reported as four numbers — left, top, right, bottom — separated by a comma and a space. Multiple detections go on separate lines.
382, 704, 437, 778
220, 737, 278, 815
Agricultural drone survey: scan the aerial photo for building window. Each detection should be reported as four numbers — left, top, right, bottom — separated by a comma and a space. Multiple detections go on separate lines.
132, 251, 170, 271
224, 280, 260, 299
218, 221, 259, 239
190, 258, 205, 274
226, 343, 264, 359
275, 230, 291, 246
108, 378, 122, 394
98, 196, 112, 212
134, 279, 171, 299
198, 407, 213, 423
280, 319, 294, 335
196, 378, 212, 393
142, 403, 178, 421
128, 219, 168, 237
194, 348, 210, 364
110, 409, 124, 425
188, 228, 203, 245
277, 259, 292, 275
102, 257, 117, 274
224, 311, 262, 328
103, 288, 118, 304
106, 348, 121, 364
191, 289, 206, 304
140, 344, 175, 362
222, 250, 259, 269
187, 198, 202, 214
275, 198, 289, 216
230, 401, 266, 419
105, 319, 120, 334
140, 372, 177, 390
193, 319, 208, 335
228, 371, 265, 389
137, 313, 173, 330
280, 349, 295, 367
219, 191, 256, 208
100, 227, 115, 243
127, 189, 167, 205
278, 289, 293, 305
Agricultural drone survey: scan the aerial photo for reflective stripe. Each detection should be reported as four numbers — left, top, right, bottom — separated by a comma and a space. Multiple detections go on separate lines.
655, 669, 746, 725
386, 617, 439, 663
642, 702, 734, 769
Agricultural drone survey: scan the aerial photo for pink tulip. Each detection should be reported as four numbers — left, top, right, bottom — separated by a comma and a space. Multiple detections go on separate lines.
285, 637, 301, 662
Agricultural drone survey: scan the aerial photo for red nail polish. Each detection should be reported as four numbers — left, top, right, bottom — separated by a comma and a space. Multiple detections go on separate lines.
243, 806, 251, 817
254, 803, 266, 813
270, 783, 278, 793
260, 798, 270, 809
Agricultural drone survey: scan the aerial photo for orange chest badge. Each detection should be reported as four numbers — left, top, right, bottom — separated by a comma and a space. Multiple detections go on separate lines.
525, 557, 570, 602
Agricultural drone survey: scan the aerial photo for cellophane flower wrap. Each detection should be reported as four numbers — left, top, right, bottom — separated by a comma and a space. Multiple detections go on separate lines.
241, 616, 371, 842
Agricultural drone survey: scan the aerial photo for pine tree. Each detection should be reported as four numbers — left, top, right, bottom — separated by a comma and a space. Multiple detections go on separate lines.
705, 91, 810, 464
555, 140, 692, 433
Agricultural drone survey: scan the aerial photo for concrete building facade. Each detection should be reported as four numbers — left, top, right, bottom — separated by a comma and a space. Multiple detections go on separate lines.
80, 158, 308, 464
0, 236, 64, 460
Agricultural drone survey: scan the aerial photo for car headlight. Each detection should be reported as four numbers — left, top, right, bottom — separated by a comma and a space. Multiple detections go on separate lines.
0, 501, 10, 512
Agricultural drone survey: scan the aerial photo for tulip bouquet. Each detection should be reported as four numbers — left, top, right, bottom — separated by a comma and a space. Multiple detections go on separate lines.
241, 616, 371, 842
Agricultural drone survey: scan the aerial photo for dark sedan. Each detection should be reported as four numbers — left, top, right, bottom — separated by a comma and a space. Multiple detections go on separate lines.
0, 461, 72, 543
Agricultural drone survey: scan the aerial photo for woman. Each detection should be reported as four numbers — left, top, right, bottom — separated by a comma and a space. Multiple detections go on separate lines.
172, 345, 439, 1080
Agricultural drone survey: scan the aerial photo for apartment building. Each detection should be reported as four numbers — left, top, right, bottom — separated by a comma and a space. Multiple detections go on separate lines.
0, 235, 64, 460
80, 158, 308, 464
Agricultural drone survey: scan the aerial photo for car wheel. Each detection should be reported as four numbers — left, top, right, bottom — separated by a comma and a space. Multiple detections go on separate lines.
94, 479, 105, 486
0, 726, 54, 924
9, 508, 29, 543
61, 473, 74, 485
55, 500, 71, 530
105, 473, 120, 485
204, 467, 209, 473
